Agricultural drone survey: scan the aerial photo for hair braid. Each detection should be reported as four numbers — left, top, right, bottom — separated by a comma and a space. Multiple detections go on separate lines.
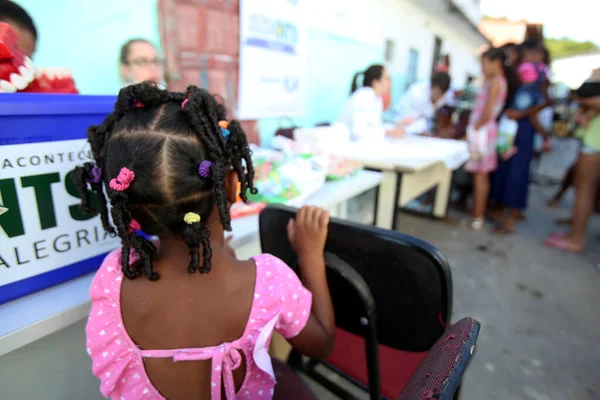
110, 191, 141, 279
72, 162, 96, 215
182, 88, 232, 230
78, 83, 259, 281
72, 162, 116, 234
130, 234, 159, 280
227, 120, 258, 202
182, 221, 212, 274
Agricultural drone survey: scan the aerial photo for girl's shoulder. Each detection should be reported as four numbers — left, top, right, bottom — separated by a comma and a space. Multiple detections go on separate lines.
252, 253, 295, 279
89, 249, 125, 301
253, 253, 312, 339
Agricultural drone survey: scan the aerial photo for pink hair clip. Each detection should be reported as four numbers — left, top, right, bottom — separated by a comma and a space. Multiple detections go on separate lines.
181, 99, 189, 109
133, 99, 144, 108
109, 167, 135, 191
128, 219, 141, 233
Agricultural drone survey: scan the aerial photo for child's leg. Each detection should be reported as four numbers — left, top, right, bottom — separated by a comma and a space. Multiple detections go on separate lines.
472, 172, 489, 220
549, 162, 576, 206
492, 208, 519, 234
564, 152, 600, 246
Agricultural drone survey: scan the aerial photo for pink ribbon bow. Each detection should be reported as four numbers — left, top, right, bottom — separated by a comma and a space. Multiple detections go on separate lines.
138, 314, 280, 399
109, 168, 135, 191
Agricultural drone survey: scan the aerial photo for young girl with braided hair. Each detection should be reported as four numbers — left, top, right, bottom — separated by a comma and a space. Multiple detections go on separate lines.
75, 82, 334, 399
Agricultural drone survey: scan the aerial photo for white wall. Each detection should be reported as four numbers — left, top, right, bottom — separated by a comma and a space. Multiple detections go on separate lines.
376, 0, 483, 98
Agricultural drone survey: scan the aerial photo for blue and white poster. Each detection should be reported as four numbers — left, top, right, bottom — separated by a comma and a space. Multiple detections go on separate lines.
238, 0, 307, 119
0, 94, 120, 304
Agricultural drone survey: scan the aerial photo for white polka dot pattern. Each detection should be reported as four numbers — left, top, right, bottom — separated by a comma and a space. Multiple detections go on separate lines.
85, 251, 312, 399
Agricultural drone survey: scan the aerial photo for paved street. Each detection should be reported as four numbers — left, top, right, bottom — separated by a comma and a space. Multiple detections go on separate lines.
309, 139, 600, 400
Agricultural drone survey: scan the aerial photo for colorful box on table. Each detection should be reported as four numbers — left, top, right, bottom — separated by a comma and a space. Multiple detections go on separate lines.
0, 93, 119, 304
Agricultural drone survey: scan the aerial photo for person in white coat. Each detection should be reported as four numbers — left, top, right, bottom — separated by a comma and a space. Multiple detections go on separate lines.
393, 72, 454, 136
338, 64, 404, 141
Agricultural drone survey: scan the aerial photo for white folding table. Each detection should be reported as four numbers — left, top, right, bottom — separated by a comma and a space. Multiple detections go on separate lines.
325, 136, 470, 230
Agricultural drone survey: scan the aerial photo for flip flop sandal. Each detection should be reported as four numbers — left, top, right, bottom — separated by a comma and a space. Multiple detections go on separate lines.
543, 235, 583, 253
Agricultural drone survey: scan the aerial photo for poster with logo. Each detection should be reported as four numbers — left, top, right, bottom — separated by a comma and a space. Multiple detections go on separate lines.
0, 95, 120, 305
238, 0, 307, 119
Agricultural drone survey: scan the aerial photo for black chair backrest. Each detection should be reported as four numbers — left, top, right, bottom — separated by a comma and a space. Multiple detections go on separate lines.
259, 205, 453, 352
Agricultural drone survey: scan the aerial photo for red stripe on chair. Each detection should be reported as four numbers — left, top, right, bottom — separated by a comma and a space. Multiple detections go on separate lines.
326, 328, 428, 399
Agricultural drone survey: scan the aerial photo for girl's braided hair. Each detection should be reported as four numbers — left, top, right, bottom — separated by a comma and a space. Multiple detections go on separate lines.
73, 82, 257, 281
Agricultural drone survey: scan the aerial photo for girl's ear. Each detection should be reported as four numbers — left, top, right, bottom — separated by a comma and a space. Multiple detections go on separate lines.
225, 170, 238, 204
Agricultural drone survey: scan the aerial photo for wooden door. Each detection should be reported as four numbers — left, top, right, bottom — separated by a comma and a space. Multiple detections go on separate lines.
158, 0, 260, 144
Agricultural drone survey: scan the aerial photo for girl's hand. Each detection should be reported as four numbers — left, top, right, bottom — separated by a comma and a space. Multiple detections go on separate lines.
287, 206, 330, 262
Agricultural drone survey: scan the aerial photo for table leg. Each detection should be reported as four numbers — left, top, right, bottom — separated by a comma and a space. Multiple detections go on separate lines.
375, 170, 398, 230
433, 165, 453, 218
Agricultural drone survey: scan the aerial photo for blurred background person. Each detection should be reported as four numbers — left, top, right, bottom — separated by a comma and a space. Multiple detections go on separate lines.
0, 1, 77, 93
392, 71, 453, 136
119, 38, 164, 86
500, 42, 520, 67
545, 72, 600, 253
338, 64, 404, 141
0, 0, 36, 58
464, 47, 509, 231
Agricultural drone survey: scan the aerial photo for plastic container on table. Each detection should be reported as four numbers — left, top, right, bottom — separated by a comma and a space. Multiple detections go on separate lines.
0, 93, 119, 304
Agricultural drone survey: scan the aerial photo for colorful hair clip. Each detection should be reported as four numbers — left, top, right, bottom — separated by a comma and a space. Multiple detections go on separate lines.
198, 160, 212, 177
90, 167, 102, 183
219, 120, 230, 140
133, 99, 144, 108
128, 219, 141, 233
109, 167, 135, 191
181, 99, 189, 109
184, 212, 201, 224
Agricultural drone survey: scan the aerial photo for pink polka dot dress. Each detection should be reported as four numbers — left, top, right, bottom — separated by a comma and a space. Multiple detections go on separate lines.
86, 251, 312, 399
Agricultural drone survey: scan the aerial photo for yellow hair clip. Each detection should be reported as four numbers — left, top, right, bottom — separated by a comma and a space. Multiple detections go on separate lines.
184, 212, 201, 224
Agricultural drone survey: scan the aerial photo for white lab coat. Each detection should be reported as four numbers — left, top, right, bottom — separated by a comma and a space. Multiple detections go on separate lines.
393, 81, 455, 136
338, 87, 386, 141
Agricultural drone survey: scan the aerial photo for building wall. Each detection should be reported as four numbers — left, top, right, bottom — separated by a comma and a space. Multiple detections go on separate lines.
18, 0, 481, 143
377, 0, 481, 95
18, 0, 161, 95
260, 0, 483, 144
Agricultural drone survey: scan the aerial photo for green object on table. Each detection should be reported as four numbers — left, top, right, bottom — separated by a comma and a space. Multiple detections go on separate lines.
326, 167, 363, 181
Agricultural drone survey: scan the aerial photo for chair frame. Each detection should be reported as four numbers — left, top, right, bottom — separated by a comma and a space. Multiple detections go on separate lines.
259, 204, 455, 400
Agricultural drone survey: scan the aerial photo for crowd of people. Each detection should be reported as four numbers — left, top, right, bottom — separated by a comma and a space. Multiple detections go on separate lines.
340, 40, 599, 253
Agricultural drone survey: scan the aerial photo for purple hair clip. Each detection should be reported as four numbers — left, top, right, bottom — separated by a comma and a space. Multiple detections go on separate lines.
90, 167, 102, 183
198, 160, 212, 178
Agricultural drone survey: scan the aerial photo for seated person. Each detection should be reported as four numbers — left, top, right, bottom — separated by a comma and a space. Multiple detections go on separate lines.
393, 72, 453, 136
433, 105, 456, 139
